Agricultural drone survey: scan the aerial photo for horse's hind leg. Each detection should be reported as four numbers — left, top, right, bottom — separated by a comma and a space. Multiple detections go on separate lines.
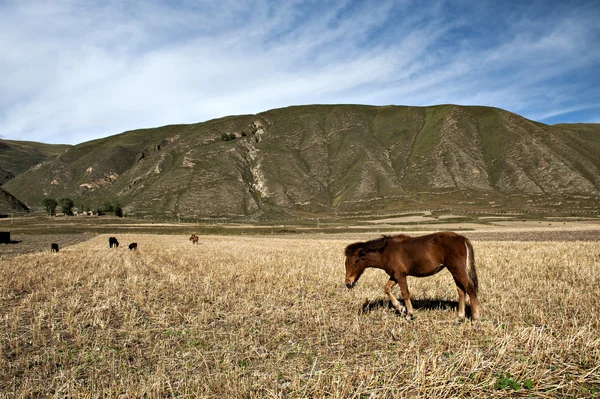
469, 292, 480, 321
452, 273, 479, 321
456, 286, 466, 319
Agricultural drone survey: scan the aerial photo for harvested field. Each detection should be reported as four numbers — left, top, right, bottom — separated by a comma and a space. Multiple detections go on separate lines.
1, 233, 599, 398
462, 229, 600, 242
367, 216, 437, 224
0, 233, 96, 259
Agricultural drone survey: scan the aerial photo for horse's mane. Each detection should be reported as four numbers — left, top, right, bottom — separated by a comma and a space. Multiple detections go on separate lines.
344, 234, 413, 257
344, 235, 390, 257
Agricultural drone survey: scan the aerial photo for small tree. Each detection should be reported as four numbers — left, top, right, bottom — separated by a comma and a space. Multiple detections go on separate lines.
43, 198, 58, 216
59, 197, 74, 215
221, 133, 231, 141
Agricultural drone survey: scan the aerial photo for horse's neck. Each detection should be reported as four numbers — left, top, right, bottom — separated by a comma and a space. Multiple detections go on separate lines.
363, 252, 384, 269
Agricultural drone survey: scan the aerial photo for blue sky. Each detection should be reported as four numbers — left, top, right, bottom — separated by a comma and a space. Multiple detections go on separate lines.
0, 0, 599, 144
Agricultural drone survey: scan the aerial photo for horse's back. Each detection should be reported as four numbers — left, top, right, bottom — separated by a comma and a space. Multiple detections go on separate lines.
430, 231, 464, 241
388, 232, 468, 263
391, 231, 464, 248
387, 234, 443, 262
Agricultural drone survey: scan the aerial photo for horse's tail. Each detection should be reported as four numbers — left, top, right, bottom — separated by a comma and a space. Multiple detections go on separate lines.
465, 239, 478, 295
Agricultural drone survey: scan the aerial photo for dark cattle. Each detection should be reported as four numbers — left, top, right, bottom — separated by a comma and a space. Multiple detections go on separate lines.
109, 237, 119, 248
51, 243, 59, 253
344, 232, 480, 320
128, 243, 137, 251
0, 231, 10, 243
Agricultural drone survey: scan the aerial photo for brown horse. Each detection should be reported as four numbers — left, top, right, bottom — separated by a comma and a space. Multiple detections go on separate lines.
344, 232, 480, 320
189, 234, 199, 244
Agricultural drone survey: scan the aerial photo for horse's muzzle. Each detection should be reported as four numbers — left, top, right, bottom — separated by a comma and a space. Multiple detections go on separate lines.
345, 281, 356, 289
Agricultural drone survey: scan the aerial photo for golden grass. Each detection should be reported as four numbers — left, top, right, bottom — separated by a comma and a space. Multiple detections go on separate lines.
1, 234, 599, 398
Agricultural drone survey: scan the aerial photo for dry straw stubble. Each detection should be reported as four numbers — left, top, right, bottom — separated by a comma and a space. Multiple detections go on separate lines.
1, 234, 599, 398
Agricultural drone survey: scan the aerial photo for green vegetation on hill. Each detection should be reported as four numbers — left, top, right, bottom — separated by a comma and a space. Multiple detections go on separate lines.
0, 139, 71, 184
0, 186, 28, 213
553, 123, 600, 172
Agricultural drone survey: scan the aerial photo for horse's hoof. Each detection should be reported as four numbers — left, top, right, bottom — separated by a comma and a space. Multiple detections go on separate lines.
405, 314, 414, 321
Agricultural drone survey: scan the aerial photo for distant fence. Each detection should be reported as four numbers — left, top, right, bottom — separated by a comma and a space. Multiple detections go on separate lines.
0, 231, 10, 243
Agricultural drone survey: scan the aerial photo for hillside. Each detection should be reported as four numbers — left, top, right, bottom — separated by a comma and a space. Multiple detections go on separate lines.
3, 105, 600, 219
0, 186, 29, 214
0, 139, 71, 185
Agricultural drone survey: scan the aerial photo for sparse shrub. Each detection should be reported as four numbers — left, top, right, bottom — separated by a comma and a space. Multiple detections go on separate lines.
494, 373, 532, 391
114, 204, 123, 217
495, 374, 520, 390
221, 134, 230, 141
229, 133, 236, 140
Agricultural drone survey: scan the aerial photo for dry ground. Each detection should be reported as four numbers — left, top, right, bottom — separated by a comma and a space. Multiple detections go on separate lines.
0, 233, 96, 259
1, 233, 599, 398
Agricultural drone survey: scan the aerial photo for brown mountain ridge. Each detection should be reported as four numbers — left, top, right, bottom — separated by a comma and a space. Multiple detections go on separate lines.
3, 104, 600, 219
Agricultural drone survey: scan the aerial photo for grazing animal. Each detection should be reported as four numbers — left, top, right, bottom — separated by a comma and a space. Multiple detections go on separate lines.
189, 234, 199, 244
128, 243, 137, 251
51, 243, 59, 253
344, 232, 480, 320
108, 237, 119, 248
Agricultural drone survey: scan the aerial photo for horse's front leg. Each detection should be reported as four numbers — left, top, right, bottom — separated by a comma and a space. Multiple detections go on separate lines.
396, 275, 414, 319
384, 279, 404, 313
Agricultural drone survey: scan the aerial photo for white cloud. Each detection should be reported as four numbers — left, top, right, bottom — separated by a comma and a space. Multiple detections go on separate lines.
0, 0, 598, 144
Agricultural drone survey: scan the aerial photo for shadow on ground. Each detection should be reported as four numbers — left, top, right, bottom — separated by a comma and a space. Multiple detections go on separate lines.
361, 298, 473, 318
0, 240, 22, 244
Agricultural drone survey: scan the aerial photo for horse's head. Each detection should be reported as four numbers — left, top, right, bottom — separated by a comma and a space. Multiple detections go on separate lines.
344, 249, 367, 289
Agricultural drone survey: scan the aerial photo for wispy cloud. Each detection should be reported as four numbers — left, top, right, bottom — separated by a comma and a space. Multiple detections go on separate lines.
0, 0, 598, 144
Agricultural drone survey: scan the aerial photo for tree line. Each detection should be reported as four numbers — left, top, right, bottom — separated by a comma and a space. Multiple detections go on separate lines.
43, 198, 123, 217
